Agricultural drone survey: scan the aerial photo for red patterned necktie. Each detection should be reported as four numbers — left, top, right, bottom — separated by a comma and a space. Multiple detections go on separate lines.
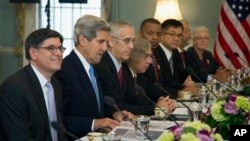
151, 55, 159, 82
180, 52, 186, 68
118, 67, 123, 87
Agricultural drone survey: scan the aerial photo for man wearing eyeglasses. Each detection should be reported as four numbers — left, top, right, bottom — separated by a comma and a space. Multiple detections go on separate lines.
0, 28, 68, 141
152, 19, 197, 98
95, 20, 174, 116
139, 18, 177, 101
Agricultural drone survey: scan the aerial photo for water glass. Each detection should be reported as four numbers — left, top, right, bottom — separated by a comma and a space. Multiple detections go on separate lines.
190, 103, 201, 121
133, 115, 150, 139
103, 132, 121, 141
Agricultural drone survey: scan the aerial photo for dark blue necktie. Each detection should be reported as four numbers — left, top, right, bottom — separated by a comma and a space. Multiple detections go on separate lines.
169, 55, 173, 74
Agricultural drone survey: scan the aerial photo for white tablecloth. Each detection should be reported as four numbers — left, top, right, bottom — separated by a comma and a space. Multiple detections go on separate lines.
78, 120, 185, 141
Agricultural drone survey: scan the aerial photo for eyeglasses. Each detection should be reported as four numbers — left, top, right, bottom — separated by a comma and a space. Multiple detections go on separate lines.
194, 37, 209, 40
144, 53, 153, 59
111, 36, 135, 44
39, 45, 66, 53
163, 32, 183, 38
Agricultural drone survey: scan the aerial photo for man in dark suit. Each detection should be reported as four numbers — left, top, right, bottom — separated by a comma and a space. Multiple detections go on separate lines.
139, 18, 179, 98
54, 15, 132, 139
138, 18, 162, 49
0, 28, 68, 141
125, 37, 176, 110
95, 20, 174, 116
177, 19, 192, 71
179, 19, 192, 50
186, 26, 229, 83
150, 19, 197, 98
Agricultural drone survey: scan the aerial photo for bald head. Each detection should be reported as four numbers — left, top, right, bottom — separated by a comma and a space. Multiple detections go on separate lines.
180, 19, 191, 49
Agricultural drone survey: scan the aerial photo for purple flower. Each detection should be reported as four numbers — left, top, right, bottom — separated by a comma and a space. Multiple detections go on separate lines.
199, 129, 210, 136
169, 125, 179, 131
229, 95, 237, 102
197, 133, 213, 141
173, 127, 182, 140
224, 101, 238, 115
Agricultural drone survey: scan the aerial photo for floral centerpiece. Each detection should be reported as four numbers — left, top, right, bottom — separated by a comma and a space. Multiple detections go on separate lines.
159, 121, 223, 141
205, 94, 250, 139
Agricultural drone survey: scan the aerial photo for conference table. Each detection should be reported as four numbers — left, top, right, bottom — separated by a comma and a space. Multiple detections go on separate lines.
78, 106, 189, 141
77, 76, 250, 140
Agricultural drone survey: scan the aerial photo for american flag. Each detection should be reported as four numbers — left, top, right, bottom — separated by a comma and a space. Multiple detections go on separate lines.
214, 0, 250, 69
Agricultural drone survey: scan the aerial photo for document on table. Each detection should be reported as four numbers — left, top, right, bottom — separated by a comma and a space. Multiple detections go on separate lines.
78, 120, 185, 141
172, 107, 188, 115
109, 120, 184, 141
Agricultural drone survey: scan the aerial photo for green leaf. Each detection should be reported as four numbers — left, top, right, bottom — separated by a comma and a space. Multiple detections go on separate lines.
205, 115, 217, 128
182, 127, 197, 134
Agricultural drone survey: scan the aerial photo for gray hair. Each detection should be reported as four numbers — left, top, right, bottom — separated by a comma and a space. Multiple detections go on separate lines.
127, 37, 151, 64
192, 26, 210, 38
109, 20, 134, 38
73, 14, 110, 46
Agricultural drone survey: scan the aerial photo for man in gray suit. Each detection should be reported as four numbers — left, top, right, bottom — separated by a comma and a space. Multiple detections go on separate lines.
0, 28, 68, 141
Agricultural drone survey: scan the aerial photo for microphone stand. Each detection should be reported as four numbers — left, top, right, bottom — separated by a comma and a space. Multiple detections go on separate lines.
186, 67, 218, 98
153, 83, 194, 121
135, 86, 180, 126
51, 121, 81, 141
104, 96, 153, 141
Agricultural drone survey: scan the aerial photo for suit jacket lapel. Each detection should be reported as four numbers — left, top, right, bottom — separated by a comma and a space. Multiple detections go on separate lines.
25, 65, 50, 132
50, 78, 60, 121
95, 74, 104, 116
50, 77, 65, 140
104, 52, 125, 96
70, 52, 101, 116
190, 47, 202, 67
154, 47, 172, 76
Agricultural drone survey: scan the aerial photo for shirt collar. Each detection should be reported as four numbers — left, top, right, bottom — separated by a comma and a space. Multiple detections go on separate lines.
30, 64, 48, 88
107, 51, 122, 72
74, 48, 91, 77
159, 43, 172, 61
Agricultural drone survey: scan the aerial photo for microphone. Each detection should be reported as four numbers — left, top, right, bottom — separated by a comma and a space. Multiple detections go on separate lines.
51, 121, 81, 141
234, 52, 249, 67
153, 83, 194, 121
135, 86, 180, 126
103, 96, 153, 141
224, 53, 230, 60
231, 73, 248, 93
104, 96, 122, 114
186, 67, 218, 98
